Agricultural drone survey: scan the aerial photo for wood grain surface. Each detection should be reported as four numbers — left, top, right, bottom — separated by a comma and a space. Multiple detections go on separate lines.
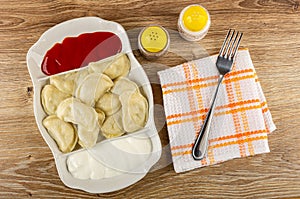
1, 0, 300, 198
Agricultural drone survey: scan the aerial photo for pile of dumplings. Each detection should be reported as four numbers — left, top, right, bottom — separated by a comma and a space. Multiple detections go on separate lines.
41, 53, 148, 153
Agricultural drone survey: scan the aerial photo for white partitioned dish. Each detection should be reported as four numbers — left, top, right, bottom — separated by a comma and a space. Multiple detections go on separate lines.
26, 17, 162, 193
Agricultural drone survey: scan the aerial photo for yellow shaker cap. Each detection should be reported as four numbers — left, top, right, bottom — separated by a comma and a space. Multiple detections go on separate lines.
140, 26, 168, 53
182, 5, 208, 32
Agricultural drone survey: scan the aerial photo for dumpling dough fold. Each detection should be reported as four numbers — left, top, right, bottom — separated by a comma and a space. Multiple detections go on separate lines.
95, 108, 105, 126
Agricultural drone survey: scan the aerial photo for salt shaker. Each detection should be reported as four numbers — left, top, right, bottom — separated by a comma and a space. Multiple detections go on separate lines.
138, 25, 170, 60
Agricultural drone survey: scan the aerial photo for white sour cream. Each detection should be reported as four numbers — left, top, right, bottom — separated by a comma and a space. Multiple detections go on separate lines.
67, 133, 152, 180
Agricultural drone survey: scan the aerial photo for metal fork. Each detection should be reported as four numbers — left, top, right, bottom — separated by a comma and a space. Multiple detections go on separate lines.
192, 29, 243, 160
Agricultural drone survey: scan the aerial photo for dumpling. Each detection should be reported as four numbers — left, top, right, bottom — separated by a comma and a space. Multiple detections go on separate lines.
50, 69, 89, 95
50, 71, 78, 95
77, 124, 100, 148
101, 110, 125, 138
95, 92, 121, 116
119, 91, 148, 132
111, 77, 139, 96
95, 108, 105, 126
42, 115, 78, 153
75, 73, 113, 106
88, 53, 130, 80
56, 97, 99, 132
41, 84, 70, 115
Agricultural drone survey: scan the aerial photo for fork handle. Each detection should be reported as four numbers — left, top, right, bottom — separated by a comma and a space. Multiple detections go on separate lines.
192, 74, 224, 160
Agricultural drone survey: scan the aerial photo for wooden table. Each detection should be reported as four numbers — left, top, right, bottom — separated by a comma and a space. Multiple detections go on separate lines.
1, 0, 300, 198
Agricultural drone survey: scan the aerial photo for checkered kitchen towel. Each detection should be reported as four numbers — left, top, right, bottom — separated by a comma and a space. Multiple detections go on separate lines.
158, 49, 276, 173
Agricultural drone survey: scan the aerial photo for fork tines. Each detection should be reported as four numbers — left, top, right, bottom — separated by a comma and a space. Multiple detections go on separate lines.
219, 29, 243, 60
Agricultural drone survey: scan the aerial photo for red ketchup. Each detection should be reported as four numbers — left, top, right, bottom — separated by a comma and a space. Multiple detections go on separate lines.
41, 32, 122, 76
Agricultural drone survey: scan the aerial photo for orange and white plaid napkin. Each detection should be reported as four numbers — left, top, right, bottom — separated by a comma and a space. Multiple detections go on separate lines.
158, 49, 276, 173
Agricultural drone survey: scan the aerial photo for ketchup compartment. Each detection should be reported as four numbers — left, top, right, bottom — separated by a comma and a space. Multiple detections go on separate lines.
41, 32, 122, 76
